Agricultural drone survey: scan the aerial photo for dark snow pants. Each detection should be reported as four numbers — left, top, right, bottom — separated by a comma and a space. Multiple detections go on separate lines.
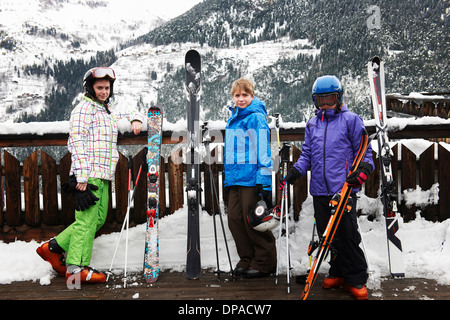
313, 194, 368, 286
227, 186, 277, 273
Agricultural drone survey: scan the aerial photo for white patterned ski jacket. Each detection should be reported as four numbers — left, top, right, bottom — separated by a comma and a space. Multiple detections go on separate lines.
68, 96, 143, 183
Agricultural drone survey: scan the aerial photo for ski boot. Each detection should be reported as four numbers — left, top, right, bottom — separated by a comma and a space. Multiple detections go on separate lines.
345, 284, 368, 300
36, 239, 66, 276
66, 265, 106, 284
322, 276, 345, 289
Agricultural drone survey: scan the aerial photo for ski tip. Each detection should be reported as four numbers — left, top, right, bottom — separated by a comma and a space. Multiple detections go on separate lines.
144, 273, 159, 284
371, 56, 381, 62
186, 49, 200, 56
391, 272, 405, 279
148, 105, 162, 112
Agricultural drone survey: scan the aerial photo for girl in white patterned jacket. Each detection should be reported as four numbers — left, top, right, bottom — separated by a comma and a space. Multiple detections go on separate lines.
37, 67, 143, 284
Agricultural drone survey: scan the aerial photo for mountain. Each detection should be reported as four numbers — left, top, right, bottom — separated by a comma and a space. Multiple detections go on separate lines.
138, 0, 449, 122
0, 0, 166, 122
1, 0, 448, 124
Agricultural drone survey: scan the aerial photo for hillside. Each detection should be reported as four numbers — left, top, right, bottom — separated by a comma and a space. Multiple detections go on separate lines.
139, 0, 449, 122
1, 0, 448, 123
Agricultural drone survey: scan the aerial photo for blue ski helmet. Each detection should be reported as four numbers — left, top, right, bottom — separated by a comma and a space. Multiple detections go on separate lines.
312, 75, 343, 108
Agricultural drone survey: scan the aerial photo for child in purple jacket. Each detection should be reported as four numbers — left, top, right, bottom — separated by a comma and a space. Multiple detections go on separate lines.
282, 75, 374, 300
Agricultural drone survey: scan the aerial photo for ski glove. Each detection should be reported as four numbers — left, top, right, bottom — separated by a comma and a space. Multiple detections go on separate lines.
279, 167, 301, 190
62, 175, 99, 211
345, 162, 372, 188
61, 175, 78, 193
74, 186, 99, 211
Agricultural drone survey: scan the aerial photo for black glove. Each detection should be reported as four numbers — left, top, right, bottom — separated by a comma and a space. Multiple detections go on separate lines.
62, 175, 99, 211
256, 184, 273, 209
74, 185, 99, 211
62, 175, 78, 193
346, 162, 372, 188
279, 167, 301, 190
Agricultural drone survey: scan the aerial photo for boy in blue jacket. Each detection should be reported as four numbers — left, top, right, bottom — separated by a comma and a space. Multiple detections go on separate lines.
282, 75, 374, 299
224, 78, 276, 278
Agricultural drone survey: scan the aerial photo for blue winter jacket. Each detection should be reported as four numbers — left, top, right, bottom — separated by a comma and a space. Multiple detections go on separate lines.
293, 105, 374, 196
224, 97, 273, 190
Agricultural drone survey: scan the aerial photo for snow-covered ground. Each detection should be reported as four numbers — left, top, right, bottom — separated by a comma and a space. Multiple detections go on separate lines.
1, 192, 450, 295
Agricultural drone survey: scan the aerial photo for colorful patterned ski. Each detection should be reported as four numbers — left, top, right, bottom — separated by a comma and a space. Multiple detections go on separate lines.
144, 106, 163, 283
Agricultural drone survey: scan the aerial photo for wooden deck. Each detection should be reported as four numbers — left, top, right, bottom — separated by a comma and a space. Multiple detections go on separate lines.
1, 270, 449, 301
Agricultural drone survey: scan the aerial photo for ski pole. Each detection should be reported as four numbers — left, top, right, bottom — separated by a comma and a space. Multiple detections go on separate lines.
281, 144, 291, 293
106, 151, 145, 286
106, 157, 132, 283
203, 123, 234, 281
124, 156, 133, 288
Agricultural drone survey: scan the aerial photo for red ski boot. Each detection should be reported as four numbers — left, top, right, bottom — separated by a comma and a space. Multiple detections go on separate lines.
346, 284, 368, 300
66, 266, 106, 284
36, 241, 66, 276
322, 276, 345, 289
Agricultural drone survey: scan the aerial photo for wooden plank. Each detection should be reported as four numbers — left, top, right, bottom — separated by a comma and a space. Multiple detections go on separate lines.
1, 271, 449, 301
59, 152, 74, 225
159, 156, 167, 217
40, 150, 59, 225
438, 144, 450, 221
364, 149, 380, 199
132, 148, 148, 224
1, 123, 450, 149
203, 146, 219, 216
292, 145, 307, 221
114, 153, 128, 224
418, 144, 438, 221
400, 144, 417, 221
0, 151, 3, 226
168, 148, 184, 214
4, 150, 21, 226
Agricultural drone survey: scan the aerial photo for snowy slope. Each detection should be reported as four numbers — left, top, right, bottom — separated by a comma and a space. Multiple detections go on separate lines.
110, 37, 320, 118
0, 0, 166, 121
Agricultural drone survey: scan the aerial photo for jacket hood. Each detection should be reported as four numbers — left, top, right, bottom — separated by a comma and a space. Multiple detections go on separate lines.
228, 97, 268, 119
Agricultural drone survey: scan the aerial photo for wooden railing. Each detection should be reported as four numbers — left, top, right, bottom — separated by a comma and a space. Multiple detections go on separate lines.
1, 123, 450, 243
386, 93, 450, 119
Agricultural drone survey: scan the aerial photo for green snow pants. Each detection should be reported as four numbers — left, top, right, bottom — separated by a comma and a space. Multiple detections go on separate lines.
55, 178, 110, 266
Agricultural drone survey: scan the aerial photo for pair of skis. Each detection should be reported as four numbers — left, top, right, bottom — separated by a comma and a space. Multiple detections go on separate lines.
144, 50, 202, 281
301, 57, 405, 299
143, 50, 202, 281
367, 57, 405, 278
111, 51, 202, 283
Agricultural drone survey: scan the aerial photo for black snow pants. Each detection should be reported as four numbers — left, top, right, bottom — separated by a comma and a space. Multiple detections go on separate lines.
313, 194, 368, 286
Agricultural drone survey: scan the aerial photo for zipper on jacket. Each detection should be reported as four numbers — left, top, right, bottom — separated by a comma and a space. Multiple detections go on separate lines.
107, 112, 114, 179
322, 111, 331, 195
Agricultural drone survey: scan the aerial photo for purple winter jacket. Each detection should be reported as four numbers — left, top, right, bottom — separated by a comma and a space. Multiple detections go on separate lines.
293, 105, 374, 196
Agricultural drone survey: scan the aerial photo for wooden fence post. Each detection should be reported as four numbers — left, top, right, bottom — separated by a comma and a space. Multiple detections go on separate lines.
438, 144, 450, 221
4, 150, 21, 226
419, 144, 438, 221
41, 150, 59, 225
168, 147, 184, 214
